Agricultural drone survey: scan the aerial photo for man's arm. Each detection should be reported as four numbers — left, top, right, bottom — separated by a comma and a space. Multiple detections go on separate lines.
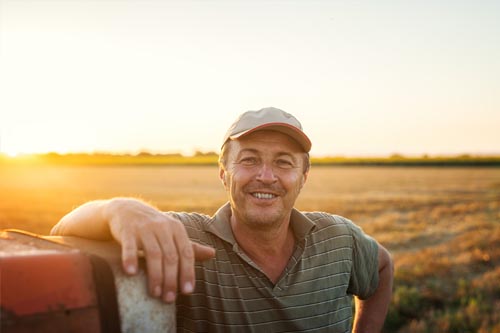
51, 200, 113, 240
51, 197, 215, 303
352, 244, 394, 333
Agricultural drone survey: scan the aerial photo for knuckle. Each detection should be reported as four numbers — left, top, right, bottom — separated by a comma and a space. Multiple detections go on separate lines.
122, 243, 136, 253
158, 221, 175, 234
163, 251, 179, 265
146, 248, 162, 260
139, 222, 154, 232
169, 220, 183, 232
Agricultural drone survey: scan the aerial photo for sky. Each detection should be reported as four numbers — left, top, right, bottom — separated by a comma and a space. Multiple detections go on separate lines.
1, 0, 499, 157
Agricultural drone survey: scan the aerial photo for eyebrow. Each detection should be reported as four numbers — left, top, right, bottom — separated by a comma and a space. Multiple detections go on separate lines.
238, 148, 259, 155
276, 152, 296, 160
237, 149, 298, 161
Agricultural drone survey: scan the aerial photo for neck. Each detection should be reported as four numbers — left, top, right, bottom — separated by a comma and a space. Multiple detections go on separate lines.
230, 214, 295, 283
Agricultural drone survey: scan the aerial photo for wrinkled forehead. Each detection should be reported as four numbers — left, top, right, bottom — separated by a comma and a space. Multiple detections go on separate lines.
232, 130, 304, 152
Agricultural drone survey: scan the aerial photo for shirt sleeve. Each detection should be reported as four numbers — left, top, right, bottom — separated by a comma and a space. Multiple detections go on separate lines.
344, 219, 379, 299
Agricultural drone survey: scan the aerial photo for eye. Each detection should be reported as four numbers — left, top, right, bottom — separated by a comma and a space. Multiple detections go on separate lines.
276, 159, 294, 169
239, 157, 258, 166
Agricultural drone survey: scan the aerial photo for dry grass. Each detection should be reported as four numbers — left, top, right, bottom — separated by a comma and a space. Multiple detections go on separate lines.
1, 165, 499, 332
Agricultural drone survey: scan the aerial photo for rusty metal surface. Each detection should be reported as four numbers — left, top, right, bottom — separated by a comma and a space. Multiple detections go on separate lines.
1, 230, 102, 333
1, 308, 101, 333
1, 252, 97, 315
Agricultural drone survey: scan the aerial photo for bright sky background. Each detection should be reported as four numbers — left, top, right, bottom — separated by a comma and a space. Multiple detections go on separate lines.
1, 0, 499, 157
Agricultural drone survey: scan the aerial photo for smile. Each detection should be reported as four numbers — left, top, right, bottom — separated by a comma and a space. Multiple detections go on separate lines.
251, 192, 277, 199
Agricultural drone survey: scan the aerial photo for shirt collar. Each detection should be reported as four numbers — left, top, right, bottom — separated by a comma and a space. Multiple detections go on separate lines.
206, 202, 316, 244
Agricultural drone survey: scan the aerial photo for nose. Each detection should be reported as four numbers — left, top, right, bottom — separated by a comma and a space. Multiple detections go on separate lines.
256, 162, 277, 184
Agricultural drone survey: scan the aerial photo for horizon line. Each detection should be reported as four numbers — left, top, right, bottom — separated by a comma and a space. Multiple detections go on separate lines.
1, 151, 499, 159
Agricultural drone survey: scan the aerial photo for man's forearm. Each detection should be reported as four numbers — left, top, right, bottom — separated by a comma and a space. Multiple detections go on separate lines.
50, 200, 112, 239
353, 246, 394, 333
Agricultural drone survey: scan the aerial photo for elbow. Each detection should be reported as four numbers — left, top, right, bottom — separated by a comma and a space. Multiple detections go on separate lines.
49, 224, 59, 236
50, 215, 69, 236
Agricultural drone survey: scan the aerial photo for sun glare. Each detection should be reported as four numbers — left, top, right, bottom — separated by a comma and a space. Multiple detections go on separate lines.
6, 151, 19, 158
0, 121, 91, 156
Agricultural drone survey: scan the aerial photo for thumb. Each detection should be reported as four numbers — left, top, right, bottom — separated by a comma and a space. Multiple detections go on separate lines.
192, 242, 216, 261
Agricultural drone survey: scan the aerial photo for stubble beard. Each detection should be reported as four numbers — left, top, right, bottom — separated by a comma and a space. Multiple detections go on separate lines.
229, 181, 298, 231
233, 194, 292, 232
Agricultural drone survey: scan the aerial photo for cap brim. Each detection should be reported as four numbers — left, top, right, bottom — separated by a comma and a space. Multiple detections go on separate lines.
229, 122, 312, 152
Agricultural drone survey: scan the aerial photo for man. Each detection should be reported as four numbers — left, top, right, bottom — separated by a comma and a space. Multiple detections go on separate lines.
51, 107, 393, 332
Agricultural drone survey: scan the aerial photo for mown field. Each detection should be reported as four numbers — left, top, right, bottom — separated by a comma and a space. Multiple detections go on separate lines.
1, 164, 499, 332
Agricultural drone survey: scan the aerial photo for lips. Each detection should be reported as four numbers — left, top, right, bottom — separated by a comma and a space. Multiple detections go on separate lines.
251, 192, 277, 199
244, 182, 285, 201
247, 185, 284, 200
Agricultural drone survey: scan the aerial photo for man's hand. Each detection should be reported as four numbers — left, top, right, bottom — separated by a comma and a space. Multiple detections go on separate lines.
51, 198, 215, 303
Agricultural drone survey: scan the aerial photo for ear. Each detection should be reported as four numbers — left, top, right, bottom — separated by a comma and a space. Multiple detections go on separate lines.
300, 170, 309, 189
219, 166, 227, 188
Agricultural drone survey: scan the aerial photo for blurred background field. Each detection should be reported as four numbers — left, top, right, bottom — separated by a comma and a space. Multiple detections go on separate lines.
1, 164, 499, 332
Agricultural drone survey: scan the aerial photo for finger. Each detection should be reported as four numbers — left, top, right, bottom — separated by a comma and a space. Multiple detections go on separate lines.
120, 228, 139, 275
153, 221, 184, 302
139, 230, 164, 298
158, 235, 179, 303
193, 242, 216, 261
178, 241, 195, 295
172, 224, 196, 296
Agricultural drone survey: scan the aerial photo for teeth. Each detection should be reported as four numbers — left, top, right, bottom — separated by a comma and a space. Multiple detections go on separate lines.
252, 192, 276, 199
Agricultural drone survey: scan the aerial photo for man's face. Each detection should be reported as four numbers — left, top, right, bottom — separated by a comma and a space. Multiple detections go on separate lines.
219, 130, 308, 230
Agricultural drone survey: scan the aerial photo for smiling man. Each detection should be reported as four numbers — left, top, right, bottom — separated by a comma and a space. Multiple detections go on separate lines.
51, 107, 393, 332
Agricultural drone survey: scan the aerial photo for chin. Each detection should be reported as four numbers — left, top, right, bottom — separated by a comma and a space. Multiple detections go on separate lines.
244, 209, 284, 228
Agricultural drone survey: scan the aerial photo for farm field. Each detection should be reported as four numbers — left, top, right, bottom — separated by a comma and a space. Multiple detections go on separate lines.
1, 165, 499, 332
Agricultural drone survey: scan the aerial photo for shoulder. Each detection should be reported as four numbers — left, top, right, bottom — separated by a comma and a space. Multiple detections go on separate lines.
302, 212, 374, 247
303, 212, 357, 235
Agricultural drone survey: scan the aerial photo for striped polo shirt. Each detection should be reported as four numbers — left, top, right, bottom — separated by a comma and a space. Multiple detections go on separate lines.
170, 203, 379, 332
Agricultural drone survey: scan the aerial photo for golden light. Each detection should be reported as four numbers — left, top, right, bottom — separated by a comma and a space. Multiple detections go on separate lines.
5, 151, 19, 158
0, 120, 98, 156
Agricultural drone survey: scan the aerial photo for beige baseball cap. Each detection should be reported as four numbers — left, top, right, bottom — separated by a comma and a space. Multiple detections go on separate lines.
222, 107, 312, 152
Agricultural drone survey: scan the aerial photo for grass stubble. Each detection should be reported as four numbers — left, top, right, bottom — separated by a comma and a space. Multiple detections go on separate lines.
1, 165, 499, 332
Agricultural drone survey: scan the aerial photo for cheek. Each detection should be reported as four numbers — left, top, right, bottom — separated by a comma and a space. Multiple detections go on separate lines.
225, 168, 246, 192
286, 173, 305, 194
232, 166, 253, 182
